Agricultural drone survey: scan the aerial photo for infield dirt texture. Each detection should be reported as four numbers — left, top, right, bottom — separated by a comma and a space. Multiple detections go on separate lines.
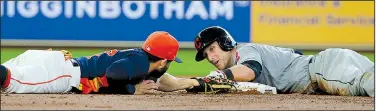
1, 90, 374, 110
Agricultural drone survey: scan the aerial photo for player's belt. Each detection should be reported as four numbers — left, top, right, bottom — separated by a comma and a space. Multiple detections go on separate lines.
308, 57, 315, 64
70, 59, 80, 67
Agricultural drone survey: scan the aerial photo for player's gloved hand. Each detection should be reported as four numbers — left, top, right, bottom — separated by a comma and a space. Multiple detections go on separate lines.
185, 76, 235, 94
60, 50, 73, 60
45, 48, 73, 60
134, 80, 160, 95
61, 50, 72, 57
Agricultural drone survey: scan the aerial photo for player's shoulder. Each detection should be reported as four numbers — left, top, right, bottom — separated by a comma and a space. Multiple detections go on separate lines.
114, 48, 149, 65
111, 48, 149, 62
117, 48, 147, 56
117, 48, 142, 53
235, 43, 262, 51
236, 43, 282, 50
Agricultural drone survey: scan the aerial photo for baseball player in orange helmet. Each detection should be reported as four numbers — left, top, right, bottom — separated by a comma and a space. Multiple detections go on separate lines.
1, 31, 182, 95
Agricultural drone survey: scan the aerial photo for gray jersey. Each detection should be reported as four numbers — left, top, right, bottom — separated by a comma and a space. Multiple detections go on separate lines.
232, 43, 313, 93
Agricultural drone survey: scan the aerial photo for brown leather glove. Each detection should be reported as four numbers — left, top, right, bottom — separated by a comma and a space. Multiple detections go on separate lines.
185, 76, 236, 94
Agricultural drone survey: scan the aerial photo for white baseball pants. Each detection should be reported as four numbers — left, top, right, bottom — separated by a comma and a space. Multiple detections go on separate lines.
2, 50, 81, 93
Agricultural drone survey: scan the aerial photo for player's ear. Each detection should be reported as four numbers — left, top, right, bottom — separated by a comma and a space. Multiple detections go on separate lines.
158, 59, 168, 68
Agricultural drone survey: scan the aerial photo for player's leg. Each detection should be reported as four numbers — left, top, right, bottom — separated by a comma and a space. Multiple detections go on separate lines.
309, 48, 374, 96
359, 66, 374, 97
1, 50, 81, 93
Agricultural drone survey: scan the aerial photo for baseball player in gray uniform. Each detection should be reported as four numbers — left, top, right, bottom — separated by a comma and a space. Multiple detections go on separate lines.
156, 26, 374, 97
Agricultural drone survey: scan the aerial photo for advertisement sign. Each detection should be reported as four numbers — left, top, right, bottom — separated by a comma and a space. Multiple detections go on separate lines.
251, 1, 374, 45
1, 1, 251, 42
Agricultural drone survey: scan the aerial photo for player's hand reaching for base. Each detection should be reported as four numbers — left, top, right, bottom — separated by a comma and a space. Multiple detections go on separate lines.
134, 80, 160, 95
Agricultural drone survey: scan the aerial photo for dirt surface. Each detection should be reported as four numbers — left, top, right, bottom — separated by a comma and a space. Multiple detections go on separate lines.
1, 92, 374, 110
1, 76, 374, 110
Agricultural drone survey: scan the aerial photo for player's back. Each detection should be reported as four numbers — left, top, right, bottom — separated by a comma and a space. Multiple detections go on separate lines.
73, 48, 148, 79
234, 43, 314, 93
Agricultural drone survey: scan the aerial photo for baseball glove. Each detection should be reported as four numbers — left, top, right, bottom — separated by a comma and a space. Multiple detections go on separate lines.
185, 76, 237, 94
46, 48, 73, 60
60, 50, 73, 60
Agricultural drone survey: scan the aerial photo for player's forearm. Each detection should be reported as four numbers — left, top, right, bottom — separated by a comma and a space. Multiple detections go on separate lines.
229, 65, 255, 82
157, 73, 199, 92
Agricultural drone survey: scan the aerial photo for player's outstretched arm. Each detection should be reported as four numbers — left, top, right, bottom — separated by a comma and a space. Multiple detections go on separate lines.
224, 46, 263, 82
205, 60, 261, 82
226, 64, 256, 82
155, 60, 262, 92
156, 73, 199, 92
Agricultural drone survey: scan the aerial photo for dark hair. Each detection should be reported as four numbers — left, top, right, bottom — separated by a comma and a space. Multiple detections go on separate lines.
143, 49, 173, 63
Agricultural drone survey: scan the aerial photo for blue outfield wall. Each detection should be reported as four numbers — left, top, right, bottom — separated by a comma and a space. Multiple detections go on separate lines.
1, 1, 251, 44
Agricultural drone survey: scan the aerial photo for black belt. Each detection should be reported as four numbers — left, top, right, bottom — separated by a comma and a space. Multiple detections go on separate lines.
70, 59, 80, 67
308, 56, 315, 64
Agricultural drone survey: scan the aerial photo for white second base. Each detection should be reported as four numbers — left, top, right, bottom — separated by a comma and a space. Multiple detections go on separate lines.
231, 82, 277, 94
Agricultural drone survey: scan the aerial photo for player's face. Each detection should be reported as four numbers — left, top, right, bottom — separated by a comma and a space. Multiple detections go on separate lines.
203, 42, 232, 70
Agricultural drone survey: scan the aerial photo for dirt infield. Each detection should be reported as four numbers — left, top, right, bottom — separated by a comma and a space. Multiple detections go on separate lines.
1, 92, 374, 110
0, 76, 374, 110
